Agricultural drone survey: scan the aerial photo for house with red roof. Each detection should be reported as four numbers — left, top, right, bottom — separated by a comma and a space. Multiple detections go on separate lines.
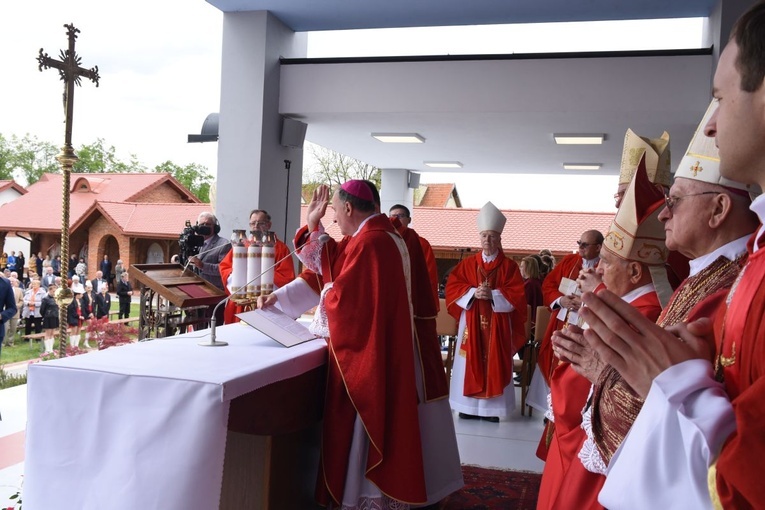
415, 183, 462, 208
0, 172, 209, 283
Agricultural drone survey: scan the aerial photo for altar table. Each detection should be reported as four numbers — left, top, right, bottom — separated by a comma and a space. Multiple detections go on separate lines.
23, 323, 327, 510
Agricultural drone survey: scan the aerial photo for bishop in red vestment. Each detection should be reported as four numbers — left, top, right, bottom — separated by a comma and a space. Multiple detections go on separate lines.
445, 202, 527, 421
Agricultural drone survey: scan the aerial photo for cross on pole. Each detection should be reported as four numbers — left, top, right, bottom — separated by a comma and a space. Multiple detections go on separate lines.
38, 23, 100, 357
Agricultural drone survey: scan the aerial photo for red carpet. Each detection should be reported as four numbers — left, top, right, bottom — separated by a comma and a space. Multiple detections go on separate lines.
439, 465, 541, 510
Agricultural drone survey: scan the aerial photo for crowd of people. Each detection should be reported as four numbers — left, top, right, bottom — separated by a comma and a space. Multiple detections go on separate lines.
0, 252, 133, 355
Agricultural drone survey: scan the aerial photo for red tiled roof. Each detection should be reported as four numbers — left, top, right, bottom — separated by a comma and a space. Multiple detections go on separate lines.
299, 205, 614, 256
0, 180, 27, 195
418, 183, 460, 207
94, 202, 213, 238
0, 172, 199, 233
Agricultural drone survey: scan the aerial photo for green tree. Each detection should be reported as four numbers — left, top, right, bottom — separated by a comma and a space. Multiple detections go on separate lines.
0, 134, 14, 180
154, 161, 213, 202
11, 134, 59, 185
305, 142, 381, 190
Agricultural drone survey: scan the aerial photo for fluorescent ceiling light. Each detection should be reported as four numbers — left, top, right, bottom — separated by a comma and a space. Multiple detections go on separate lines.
371, 133, 425, 143
563, 163, 602, 170
554, 134, 604, 145
424, 161, 463, 169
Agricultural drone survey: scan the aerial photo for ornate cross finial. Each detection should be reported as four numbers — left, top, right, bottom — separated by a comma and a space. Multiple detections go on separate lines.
38, 24, 100, 357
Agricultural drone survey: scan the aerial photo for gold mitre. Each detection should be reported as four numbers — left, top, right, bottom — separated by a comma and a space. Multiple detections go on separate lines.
605, 154, 668, 266
477, 201, 506, 233
674, 100, 761, 194
619, 129, 671, 187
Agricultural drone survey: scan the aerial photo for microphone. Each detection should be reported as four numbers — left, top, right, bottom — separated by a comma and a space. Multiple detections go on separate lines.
182, 241, 232, 274
199, 233, 331, 347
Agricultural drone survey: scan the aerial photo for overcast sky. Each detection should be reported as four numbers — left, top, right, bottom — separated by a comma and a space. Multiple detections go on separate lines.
0, 2, 703, 212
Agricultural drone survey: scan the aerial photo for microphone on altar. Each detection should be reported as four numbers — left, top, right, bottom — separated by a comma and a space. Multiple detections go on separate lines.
200, 233, 331, 347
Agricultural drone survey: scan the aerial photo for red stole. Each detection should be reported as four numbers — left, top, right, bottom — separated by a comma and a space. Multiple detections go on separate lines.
445, 251, 527, 398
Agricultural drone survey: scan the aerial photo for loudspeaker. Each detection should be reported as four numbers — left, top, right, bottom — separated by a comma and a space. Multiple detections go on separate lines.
407, 171, 421, 189
281, 117, 307, 148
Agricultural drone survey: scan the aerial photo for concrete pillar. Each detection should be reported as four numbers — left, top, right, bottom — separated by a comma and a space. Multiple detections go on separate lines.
216, 11, 307, 244
706, 0, 752, 75
380, 168, 416, 216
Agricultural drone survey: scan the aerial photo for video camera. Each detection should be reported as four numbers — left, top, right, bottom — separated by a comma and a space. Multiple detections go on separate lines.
178, 220, 205, 268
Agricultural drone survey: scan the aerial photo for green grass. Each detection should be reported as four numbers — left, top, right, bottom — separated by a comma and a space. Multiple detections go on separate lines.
0, 302, 141, 365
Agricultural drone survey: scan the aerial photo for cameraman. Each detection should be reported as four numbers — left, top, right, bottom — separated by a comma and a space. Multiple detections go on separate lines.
187, 212, 230, 291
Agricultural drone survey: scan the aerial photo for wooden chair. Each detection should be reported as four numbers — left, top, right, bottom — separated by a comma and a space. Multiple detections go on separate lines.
436, 298, 458, 386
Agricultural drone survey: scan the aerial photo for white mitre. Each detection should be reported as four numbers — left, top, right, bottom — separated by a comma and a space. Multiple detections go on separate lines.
674, 100, 761, 195
477, 201, 506, 233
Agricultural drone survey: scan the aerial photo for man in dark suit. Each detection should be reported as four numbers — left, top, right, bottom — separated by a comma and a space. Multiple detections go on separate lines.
41, 267, 56, 289
100, 255, 113, 291
94, 285, 112, 319
116, 271, 133, 319
0, 276, 18, 358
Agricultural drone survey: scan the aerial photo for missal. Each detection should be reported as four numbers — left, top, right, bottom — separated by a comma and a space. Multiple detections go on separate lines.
236, 307, 318, 347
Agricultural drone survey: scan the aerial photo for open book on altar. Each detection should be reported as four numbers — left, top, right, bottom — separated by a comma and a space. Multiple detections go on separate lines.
236, 307, 319, 347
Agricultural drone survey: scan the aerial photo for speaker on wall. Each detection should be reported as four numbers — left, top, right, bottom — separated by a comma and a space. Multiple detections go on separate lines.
281, 117, 307, 148
407, 171, 421, 189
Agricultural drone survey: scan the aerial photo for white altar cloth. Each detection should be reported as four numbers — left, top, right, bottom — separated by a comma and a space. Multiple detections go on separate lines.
23, 323, 327, 510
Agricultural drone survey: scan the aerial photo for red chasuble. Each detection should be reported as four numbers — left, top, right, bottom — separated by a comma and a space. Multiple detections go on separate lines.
539, 253, 584, 386
713, 234, 765, 509
317, 214, 427, 506
219, 237, 295, 324
537, 291, 661, 510
419, 234, 440, 310
445, 251, 527, 398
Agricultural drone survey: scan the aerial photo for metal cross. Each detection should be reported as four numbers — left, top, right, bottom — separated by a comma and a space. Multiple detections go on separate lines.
38, 24, 100, 357
37, 23, 100, 147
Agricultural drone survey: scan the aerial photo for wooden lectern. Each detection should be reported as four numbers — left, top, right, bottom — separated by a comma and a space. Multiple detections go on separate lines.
131, 263, 227, 339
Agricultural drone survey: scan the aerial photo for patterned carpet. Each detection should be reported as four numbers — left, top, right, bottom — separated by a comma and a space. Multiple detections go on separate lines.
439, 465, 541, 510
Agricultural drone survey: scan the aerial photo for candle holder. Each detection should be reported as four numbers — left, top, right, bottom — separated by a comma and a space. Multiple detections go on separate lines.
260, 231, 276, 295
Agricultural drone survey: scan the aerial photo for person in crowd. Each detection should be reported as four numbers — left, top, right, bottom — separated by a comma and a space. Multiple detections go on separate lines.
95, 283, 111, 320
3, 277, 24, 348
39, 283, 59, 354
22, 279, 46, 338
445, 202, 527, 423
389, 204, 440, 309
116, 271, 133, 319
0, 274, 15, 357
67, 254, 78, 278
16, 252, 25, 276
51, 255, 61, 277
188, 211, 230, 291
75, 258, 87, 280
538, 158, 667, 510
41, 267, 56, 289
91, 270, 108, 294
218, 209, 295, 324
580, 10, 765, 505
67, 280, 88, 349
36, 252, 45, 276
0, 252, 8, 270
7, 251, 17, 273
81, 281, 96, 348
114, 259, 125, 284
100, 255, 113, 291
520, 255, 544, 329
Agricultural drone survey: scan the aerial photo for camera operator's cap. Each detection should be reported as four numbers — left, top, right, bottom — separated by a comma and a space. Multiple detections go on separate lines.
619, 129, 671, 187
674, 100, 761, 195
477, 201, 506, 233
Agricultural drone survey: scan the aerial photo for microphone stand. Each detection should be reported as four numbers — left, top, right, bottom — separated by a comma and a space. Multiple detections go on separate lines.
199, 233, 330, 347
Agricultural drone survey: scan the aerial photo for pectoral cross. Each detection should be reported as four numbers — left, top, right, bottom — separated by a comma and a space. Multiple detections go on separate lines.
38, 24, 99, 357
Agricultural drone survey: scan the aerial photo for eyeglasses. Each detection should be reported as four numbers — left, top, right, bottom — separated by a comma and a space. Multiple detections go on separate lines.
663, 191, 720, 211
576, 241, 600, 248
248, 221, 269, 227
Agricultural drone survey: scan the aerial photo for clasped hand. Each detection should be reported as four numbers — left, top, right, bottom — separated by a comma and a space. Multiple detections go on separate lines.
474, 283, 492, 301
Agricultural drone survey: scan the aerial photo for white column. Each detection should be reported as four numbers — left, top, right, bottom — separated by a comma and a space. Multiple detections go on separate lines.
380, 168, 415, 215
216, 11, 307, 245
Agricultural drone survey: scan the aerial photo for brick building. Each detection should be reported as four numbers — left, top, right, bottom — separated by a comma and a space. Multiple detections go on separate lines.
0, 172, 210, 284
